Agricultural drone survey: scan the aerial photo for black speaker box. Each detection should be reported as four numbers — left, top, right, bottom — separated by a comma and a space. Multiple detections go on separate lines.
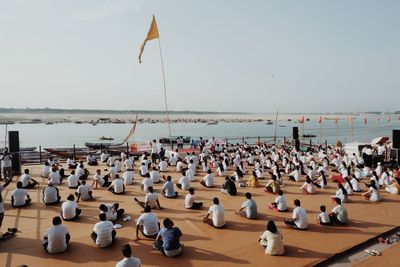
8, 131, 21, 175
293, 127, 299, 140
393, 130, 400, 149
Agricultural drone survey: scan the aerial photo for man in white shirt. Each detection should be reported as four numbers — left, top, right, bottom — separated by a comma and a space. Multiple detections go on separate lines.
141, 173, 153, 193
134, 186, 162, 210
150, 167, 160, 183
176, 171, 191, 190
136, 205, 160, 239
284, 199, 308, 230
75, 180, 93, 202
43, 183, 61, 205
1, 149, 13, 180
162, 176, 178, 198
92, 213, 116, 248
19, 169, 39, 189
139, 162, 149, 177
123, 169, 134, 185
99, 203, 125, 222
61, 194, 81, 221
67, 170, 80, 189
48, 168, 62, 186
288, 166, 301, 182
200, 169, 215, 188
41, 162, 51, 178
87, 153, 98, 166
151, 140, 158, 164
11, 182, 31, 207
235, 192, 257, 219
108, 175, 125, 195
329, 198, 348, 225
169, 154, 178, 166
159, 158, 168, 172
116, 244, 141, 267
203, 197, 226, 228
42, 216, 70, 253
185, 188, 203, 209
124, 156, 134, 171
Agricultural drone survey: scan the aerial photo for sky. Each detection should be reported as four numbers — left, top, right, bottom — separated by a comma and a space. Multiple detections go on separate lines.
0, 0, 399, 113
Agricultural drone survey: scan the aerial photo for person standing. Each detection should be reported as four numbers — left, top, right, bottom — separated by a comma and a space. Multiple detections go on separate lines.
0, 149, 13, 180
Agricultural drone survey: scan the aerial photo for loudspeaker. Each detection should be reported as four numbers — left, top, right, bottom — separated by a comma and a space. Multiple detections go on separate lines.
393, 130, 400, 149
8, 131, 21, 175
390, 148, 399, 164
292, 139, 300, 151
293, 127, 299, 140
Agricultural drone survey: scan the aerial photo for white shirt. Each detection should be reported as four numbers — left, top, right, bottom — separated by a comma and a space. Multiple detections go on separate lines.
77, 185, 91, 200
61, 200, 78, 220
141, 178, 153, 193
162, 181, 176, 197
208, 204, 225, 227
93, 174, 105, 186
19, 173, 32, 187
289, 169, 301, 182
123, 171, 134, 185
136, 212, 159, 236
1, 154, 12, 167
274, 195, 287, 211
144, 192, 159, 209
68, 174, 80, 188
202, 174, 214, 187
318, 212, 330, 223
11, 188, 28, 206
44, 225, 69, 253
44, 186, 58, 203
159, 161, 168, 172
110, 179, 124, 194
102, 204, 118, 221
185, 193, 195, 208
150, 170, 160, 183
42, 165, 51, 177
115, 257, 142, 267
292, 206, 308, 229
48, 172, 61, 186
178, 175, 191, 190
124, 158, 134, 170
93, 220, 114, 247
140, 165, 148, 176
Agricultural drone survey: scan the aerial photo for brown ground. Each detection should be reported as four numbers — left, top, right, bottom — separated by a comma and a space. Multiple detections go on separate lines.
0, 162, 399, 267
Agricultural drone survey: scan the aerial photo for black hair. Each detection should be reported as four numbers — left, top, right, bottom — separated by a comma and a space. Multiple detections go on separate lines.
52, 216, 62, 225
320, 205, 326, 212
245, 192, 251, 199
266, 220, 277, 233
213, 197, 219, 205
121, 244, 132, 258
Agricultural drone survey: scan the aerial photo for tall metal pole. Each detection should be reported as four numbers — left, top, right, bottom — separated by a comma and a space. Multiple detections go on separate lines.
273, 109, 279, 144
157, 38, 173, 148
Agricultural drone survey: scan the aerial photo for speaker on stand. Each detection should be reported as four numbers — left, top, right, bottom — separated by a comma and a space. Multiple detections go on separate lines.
8, 131, 21, 176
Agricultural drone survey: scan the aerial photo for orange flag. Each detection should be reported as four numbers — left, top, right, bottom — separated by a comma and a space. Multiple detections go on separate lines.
138, 15, 160, 63
388, 115, 392, 124
299, 116, 304, 124
349, 115, 353, 127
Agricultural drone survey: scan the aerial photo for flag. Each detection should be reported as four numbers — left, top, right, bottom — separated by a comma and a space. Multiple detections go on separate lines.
349, 115, 353, 127
318, 116, 322, 124
138, 15, 160, 63
388, 115, 391, 124
299, 116, 304, 124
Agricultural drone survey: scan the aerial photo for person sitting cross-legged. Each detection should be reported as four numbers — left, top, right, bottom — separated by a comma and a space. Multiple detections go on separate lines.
203, 197, 226, 228
134, 186, 162, 209
91, 213, 116, 248
108, 174, 125, 195
184, 188, 203, 209
136, 205, 160, 240
42, 216, 70, 254
235, 192, 257, 220
11, 182, 31, 208
61, 194, 81, 221
43, 183, 61, 205
153, 218, 183, 257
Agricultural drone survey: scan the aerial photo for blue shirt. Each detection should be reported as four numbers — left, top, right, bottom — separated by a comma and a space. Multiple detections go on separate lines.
158, 227, 182, 250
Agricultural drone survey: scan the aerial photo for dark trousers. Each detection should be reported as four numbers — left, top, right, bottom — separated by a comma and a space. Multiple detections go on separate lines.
329, 213, 347, 225
189, 202, 203, 209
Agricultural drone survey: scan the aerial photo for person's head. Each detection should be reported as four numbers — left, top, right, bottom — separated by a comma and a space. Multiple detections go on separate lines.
163, 218, 174, 228
99, 213, 107, 221
225, 176, 230, 181
294, 199, 301, 207
213, 197, 219, 205
141, 162, 145, 166
167, 175, 172, 181
271, 174, 277, 181
67, 194, 75, 201
305, 175, 312, 183
81, 180, 86, 185
96, 169, 101, 174
144, 205, 152, 213
52, 167, 57, 172
121, 244, 132, 258
45, 161, 50, 166
181, 170, 186, 175
24, 169, 29, 174
71, 170, 75, 174
148, 186, 154, 193
99, 204, 108, 212
335, 197, 342, 205
48, 182, 54, 187
245, 192, 252, 199
146, 173, 150, 178
115, 174, 120, 179
153, 167, 157, 171
320, 205, 326, 212
278, 189, 283, 196
207, 169, 212, 174
16, 181, 22, 188
189, 188, 195, 195
266, 220, 278, 233
52, 216, 62, 226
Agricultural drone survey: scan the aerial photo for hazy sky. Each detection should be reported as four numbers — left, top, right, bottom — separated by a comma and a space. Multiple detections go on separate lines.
0, 0, 399, 113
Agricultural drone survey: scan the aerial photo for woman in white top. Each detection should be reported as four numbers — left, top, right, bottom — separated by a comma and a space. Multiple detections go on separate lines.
362, 180, 380, 202
259, 220, 284, 256
313, 170, 327, 189
349, 174, 362, 192
331, 183, 348, 203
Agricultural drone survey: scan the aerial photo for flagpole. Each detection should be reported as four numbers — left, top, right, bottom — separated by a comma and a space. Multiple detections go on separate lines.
273, 109, 279, 144
320, 120, 322, 145
157, 37, 173, 147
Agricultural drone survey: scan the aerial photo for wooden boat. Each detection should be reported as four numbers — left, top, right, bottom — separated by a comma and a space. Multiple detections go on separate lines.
84, 142, 123, 149
99, 136, 114, 141
159, 136, 191, 144
302, 134, 317, 138
265, 120, 274, 125
206, 121, 218, 125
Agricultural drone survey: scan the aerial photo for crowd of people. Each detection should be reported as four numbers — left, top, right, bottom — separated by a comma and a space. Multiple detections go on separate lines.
0, 138, 399, 265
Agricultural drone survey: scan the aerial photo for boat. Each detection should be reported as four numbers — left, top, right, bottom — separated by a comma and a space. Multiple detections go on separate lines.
265, 120, 273, 125
99, 136, 114, 141
279, 125, 286, 127
206, 121, 218, 125
45, 122, 54, 125
159, 136, 191, 144
302, 134, 317, 138
84, 142, 123, 149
